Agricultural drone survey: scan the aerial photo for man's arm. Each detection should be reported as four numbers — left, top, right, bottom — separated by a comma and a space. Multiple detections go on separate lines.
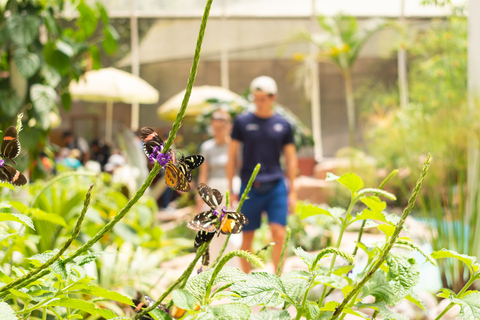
284, 143, 297, 213
226, 139, 241, 201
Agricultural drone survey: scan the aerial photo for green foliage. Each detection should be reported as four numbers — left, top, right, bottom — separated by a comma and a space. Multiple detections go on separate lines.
0, 0, 118, 178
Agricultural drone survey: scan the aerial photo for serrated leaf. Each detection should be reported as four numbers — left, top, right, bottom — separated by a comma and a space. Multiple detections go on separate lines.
314, 274, 345, 289
209, 303, 251, 320
298, 204, 344, 224
0, 212, 35, 230
0, 301, 17, 320
149, 308, 171, 320
431, 249, 477, 274
395, 238, 437, 266
0, 182, 15, 190
337, 172, 364, 193
451, 291, 480, 320
306, 300, 320, 319
321, 300, 339, 311
357, 301, 408, 320
41, 64, 61, 87
82, 284, 134, 306
250, 309, 290, 320
171, 289, 196, 310
386, 252, 419, 304
292, 247, 315, 269
353, 209, 390, 225
281, 270, 309, 303
186, 267, 247, 302
46, 297, 117, 319
437, 288, 456, 299
361, 271, 395, 304
378, 224, 396, 237
0, 233, 17, 242
74, 252, 107, 266
359, 196, 386, 213
325, 172, 340, 181
0, 203, 12, 210
231, 272, 286, 307
29, 250, 58, 265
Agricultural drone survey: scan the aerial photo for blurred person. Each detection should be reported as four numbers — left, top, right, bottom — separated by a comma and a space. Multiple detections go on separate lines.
62, 131, 90, 164
90, 139, 110, 169
195, 109, 241, 265
226, 76, 297, 274
104, 152, 139, 197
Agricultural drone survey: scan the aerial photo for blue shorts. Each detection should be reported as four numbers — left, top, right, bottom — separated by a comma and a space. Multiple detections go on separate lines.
239, 178, 288, 231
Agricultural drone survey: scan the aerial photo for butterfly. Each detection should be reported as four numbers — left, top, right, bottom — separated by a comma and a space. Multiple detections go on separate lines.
178, 154, 204, 183
193, 183, 249, 235
140, 127, 204, 192
140, 127, 164, 158
0, 126, 27, 186
194, 230, 215, 266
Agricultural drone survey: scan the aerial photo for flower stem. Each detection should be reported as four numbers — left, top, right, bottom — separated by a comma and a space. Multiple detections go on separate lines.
0, 184, 94, 295
328, 155, 431, 320
276, 226, 291, 277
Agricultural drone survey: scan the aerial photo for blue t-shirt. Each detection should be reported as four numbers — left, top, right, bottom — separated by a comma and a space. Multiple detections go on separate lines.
231, 112, 294, 183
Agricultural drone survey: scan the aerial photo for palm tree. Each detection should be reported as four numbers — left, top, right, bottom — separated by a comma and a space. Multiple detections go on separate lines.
300, 15, 388, 147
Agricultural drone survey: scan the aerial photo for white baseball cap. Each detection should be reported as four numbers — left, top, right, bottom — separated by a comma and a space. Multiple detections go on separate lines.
250, 76, 277, 95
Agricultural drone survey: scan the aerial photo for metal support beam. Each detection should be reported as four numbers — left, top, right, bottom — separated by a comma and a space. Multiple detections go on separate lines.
130, 0, 140, 132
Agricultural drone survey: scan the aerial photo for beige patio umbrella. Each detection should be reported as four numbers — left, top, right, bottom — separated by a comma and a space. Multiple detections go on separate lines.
157, 85, 245, 121
69, 67, 159, 144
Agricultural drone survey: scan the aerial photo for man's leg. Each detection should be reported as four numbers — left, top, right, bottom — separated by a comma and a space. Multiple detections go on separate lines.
240, 230, 255, 273
270, 223, 286, 274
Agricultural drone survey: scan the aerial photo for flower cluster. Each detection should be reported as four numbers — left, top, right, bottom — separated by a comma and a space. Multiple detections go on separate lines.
148, 145, 172, 167
211, 206, 227, 223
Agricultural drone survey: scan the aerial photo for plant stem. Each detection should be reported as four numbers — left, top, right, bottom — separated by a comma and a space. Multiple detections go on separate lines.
0, 184, 94, 295
344, 71, 356, 148
328, 154, 431, 320
276, 227, 291, 276
434, 275, 477, 320
161, 0, 213, 153
352, 169, 398, 258
134, 243, 209, 319
210, 164, 261, 269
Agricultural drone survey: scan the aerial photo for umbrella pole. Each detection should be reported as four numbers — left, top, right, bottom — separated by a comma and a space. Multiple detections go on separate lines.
131, 102, 139, 131
106, 101, 113, 145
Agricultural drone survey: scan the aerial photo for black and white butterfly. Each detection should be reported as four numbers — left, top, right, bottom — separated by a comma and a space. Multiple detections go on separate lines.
0, 126, 27, 186
197, 183, 222, 209
187, 210, 217, 232
178, 154, 204, 183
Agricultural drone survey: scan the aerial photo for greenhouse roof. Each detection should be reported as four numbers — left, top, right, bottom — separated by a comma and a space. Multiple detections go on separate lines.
100, 0, 466, 18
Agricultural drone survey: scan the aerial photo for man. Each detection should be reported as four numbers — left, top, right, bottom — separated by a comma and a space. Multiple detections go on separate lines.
226, 75, 297, 273
62, 131, 90, 164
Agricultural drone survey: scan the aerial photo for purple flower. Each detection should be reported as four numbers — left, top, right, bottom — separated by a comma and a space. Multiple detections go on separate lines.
156, 151, 172, 168
148, 146, 161, 164
197, 266, 203, 274
0, 159, 4, 168
219, 206, 227, 223
212, 209, 220, 217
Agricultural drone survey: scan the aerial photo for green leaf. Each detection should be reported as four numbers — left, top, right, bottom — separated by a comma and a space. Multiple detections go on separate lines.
0, 301, 17, 320
292, 247, 315, 269
0, 232, 17, 242
29, 250, 58, 265
322, 301, 371, 319
44, 42, 70, 75
306, 300, 320, 319
406, 293, 427, 311
61, 91, 72, 110
81, 284, 134, 306
103, 24, 119, 54
97, 2, 109, 24
357, 188, 397, 200
13, 48, 40, 79
250, 309, 290, 320
437, 288, 456, 299
357, 301, 408, 320
378, 224, 396, 237
335, 172, 364, 193
431, 249, 477, 274
0, 203, 12, 210
89, 45, 101, 70
386, 252, 419, 304
231, 272, 286, 307
73, 252, 107, 266
171, 289, 196, 310
450, 291, 480, 320
395, 238, 437, 266
298, 203, 344, 224
186, 267, 247, 302
56, 40, 74, 57
0, 212, 35, 230
149, 308, 171, 320
31, 84, 57, 113
41, 64, 61, 87
359, 195, 386, 213
26, 208, 67, 227
6, 14, 40, 46
76, 1, 98, 39
361, 271, 395, 304
281, 270, 309, 303
208, 303, 251, 320
0, 90, 22, 119
45, 297, 118, 319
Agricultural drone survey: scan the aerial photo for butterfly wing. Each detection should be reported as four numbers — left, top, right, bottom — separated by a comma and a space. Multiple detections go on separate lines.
140, 127, 164, 157
1, 126, 20, 163
197, 183, 222, 209
194, 230, 215, 249
187, 210, 217, 232
219, 212, 249, 235
201, 247, 210, 266
165, 162, 190, 191
0, 164, 27, 186
182, 155, 205, 170
178, 161, 193, 182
